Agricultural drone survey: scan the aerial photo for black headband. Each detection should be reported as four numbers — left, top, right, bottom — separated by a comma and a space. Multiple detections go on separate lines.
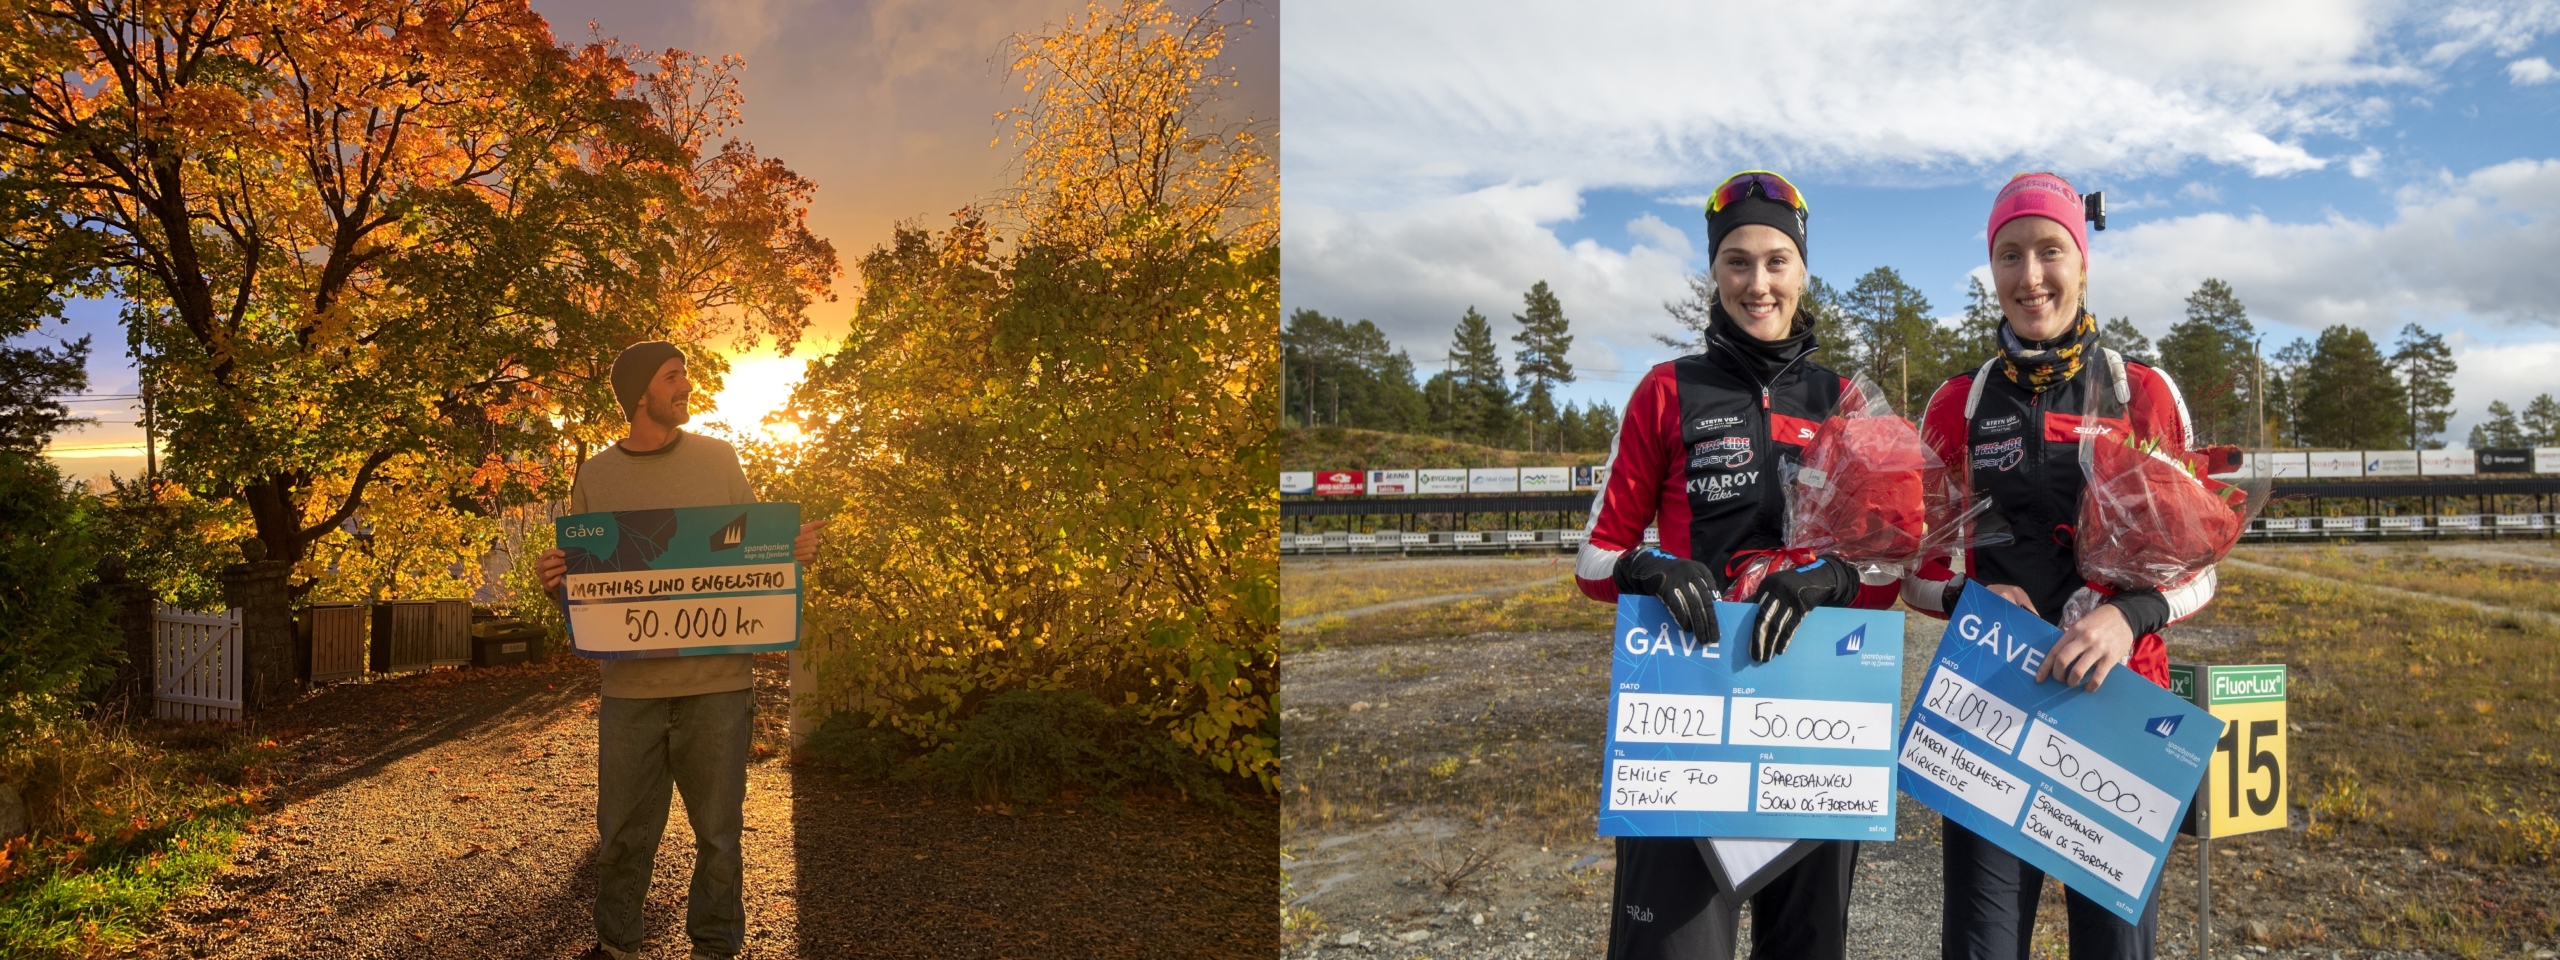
1706, 193, 1808, 261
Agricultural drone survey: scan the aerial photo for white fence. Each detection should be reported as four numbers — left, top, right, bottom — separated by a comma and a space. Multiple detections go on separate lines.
153, 604, 242, 723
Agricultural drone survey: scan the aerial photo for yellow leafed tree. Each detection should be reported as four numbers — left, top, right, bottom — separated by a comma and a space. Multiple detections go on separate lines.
750, 0, 1277, 789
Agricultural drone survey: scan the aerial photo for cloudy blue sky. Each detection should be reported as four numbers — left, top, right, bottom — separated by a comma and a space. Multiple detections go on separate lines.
1282, 0, 2560, 440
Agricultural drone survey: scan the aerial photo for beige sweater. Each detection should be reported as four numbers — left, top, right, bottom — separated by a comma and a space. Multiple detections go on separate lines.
568, 430, 760, 699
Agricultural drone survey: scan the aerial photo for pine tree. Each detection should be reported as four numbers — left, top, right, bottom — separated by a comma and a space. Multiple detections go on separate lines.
2156, 279, 2260, 447
2468, 400, 2524, 449
1838, 267, 1936, 414
1281, 308, 1426, 431
2521, 393, 2560, 447
1512, 280, 1576, 450
2390, 324, 2458, 449
2297, 325, 2409, 449
1957, 275, 2002, 362
1448, 306, 1513, 445
2267, 338, 2314, 448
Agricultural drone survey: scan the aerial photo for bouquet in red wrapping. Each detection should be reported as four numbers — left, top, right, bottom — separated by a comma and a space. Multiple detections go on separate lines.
2071, 350, 2267, 593
1725, 375, 1993, 600
2075, 432, 2249, 590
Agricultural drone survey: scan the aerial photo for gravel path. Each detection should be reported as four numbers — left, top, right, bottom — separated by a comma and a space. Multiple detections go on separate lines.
122, 652, 1274, 959
1279, 606, 2285, 960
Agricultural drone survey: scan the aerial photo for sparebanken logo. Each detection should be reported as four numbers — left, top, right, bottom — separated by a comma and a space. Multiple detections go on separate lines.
1835, 624, 1865, 656
709, 512, 748, 552
2145, 715, 2182, 738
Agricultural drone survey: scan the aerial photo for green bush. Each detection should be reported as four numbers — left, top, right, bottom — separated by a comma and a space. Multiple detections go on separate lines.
805, 711, 919, 783
0, 452, 117, 735
807, 689, 1239, 813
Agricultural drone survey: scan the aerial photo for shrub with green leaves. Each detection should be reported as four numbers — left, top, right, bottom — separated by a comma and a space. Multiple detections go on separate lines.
0, 452, 117, 735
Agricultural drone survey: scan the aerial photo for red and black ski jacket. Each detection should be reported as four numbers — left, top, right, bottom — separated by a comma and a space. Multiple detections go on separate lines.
1575, 335, 1899, 611
1899, 350, 2217, 689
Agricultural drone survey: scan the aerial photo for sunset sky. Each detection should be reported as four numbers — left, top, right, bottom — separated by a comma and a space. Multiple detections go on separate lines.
28, 0, 1276, 487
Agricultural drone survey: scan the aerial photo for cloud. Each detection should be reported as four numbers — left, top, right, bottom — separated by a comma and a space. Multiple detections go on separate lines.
2095, 159, 2560, 339
1282, 180, 1699, 378
2511, 55, 2560, 83
1282, 0, 2560, 209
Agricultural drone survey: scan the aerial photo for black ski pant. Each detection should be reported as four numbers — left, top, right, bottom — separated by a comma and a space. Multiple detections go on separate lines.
1606, 836, 1859, 960
1942, 817, 2159, 960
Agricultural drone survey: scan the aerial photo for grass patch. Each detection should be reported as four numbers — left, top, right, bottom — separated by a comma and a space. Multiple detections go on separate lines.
2173, 562, 2560, 953
2232, 544, 2560, 616
1281, 556, 1573, 623
0, 721, 283, 959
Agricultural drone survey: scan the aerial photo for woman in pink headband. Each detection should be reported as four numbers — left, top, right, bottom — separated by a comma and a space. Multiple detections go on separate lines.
1899, 172, 2214, 959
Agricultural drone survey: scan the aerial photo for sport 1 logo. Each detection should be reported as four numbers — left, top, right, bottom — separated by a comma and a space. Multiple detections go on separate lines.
1972, 437, 2024, 472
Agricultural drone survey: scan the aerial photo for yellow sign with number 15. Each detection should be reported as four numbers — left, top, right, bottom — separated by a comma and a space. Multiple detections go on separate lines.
2168, 663, 2288, 838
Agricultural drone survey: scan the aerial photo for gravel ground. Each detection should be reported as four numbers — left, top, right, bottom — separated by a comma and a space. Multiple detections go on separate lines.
1274, 601, 2426, 960
120, 651, 1275, 960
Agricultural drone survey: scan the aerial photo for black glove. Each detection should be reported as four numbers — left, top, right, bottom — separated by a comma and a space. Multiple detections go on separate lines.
1614, 547, 1721, 646
1747, 556, 1860, 661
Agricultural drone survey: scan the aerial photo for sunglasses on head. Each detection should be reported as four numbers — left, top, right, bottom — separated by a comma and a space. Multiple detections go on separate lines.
1707, 170, 1806, 215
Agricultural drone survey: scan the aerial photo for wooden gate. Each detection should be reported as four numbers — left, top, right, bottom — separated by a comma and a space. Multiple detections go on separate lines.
431, 599, 472, 666
306, 603, 368, 681
154, 604, 242, 723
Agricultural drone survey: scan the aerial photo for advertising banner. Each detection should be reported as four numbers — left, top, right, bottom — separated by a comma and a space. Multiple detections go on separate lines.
2419, 449, 2475, 476
1602, 597, 1905, 842
2476, 449, 2533, 474
2540, 448, 2560, 474
2167, 664, 2289, 839
1417, 468, 1469, 494
1468, 467, 1519, 493
1280, 471, 1315, 495
1367, 469, 1416, 495
1313, 470, 1366, 496
1895, 588, 2221, 924
556, 503, 802, 659
1520, 466, 1572, 492
2264, 452, 2307, 480
2304, 450, 2361, 478
2363, 450, 2419, 476
1574, 465, 1606, 491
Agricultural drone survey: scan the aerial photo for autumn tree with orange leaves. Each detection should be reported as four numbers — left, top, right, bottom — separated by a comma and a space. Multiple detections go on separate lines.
754, 0, 1277, 792
0, 1, 835, 594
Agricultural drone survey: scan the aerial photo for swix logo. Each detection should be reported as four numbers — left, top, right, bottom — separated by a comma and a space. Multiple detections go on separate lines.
2076, 424, 2113, 436
1835, 624, 1865, 656
1972, 436, 2024, 471
2145, 715, 2183, 738
1688, 436, 1753, 470
1977, 414, 2022, 434
1690, 415, 1742, 433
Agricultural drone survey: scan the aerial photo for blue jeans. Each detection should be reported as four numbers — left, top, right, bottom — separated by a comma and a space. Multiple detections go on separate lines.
596, 689, 753, 958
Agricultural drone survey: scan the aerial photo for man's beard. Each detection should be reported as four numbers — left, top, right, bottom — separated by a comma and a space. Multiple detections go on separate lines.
646, 396, 690, 429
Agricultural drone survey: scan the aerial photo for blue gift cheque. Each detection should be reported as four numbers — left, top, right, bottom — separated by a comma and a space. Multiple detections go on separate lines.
555, 503, 803, 659
1601, 597, 1906, 841
1894, 587, 2221, 923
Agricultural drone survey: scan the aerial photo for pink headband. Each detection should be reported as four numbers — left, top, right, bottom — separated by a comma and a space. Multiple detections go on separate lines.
1986, 172, 2086, 260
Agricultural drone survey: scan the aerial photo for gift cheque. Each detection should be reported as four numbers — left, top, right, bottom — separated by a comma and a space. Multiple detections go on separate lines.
555, 503, 804, 658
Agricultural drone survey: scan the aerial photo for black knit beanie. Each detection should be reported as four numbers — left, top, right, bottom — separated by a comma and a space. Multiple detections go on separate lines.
1706, 190, 1808, 261
610, 341, 685, 421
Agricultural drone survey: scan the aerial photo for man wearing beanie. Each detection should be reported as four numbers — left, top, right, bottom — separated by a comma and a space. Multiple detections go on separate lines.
1572, 170, 1899, 960
539, 340, 825, 960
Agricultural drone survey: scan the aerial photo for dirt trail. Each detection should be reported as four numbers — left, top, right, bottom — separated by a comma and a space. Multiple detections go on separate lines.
124, 653, 1273, 960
